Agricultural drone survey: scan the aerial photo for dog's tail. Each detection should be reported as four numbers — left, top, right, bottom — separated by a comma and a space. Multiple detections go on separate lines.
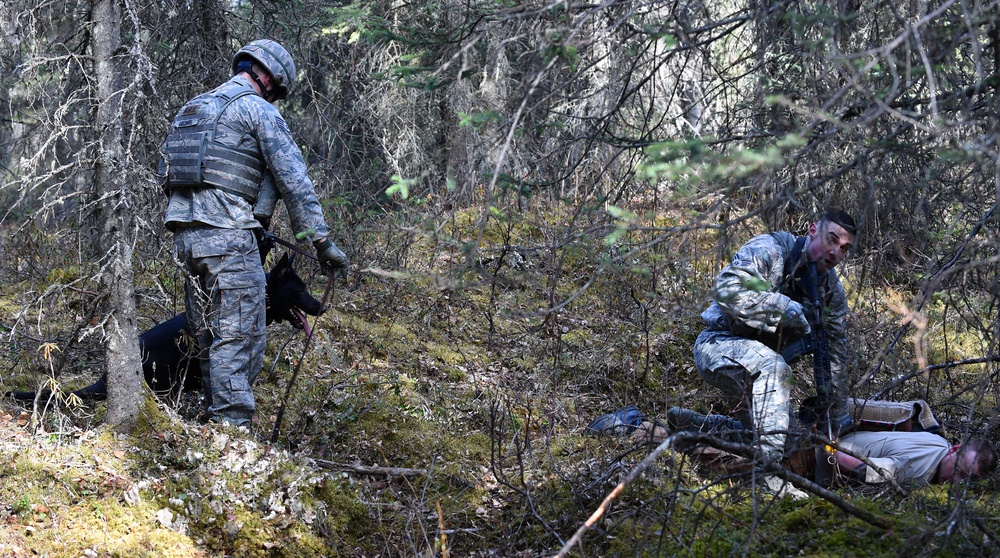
5, 377, 109, 403
5, 389, 41, 402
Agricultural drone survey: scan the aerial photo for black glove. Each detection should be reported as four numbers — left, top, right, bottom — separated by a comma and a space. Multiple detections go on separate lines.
782, 301, 812, 337
314, 238, 349, 280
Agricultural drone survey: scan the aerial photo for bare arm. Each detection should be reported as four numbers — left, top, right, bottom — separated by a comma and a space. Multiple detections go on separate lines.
834, 450, 868, 480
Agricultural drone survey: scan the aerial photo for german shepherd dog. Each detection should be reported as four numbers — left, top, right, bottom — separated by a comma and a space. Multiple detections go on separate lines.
6, 252, 323, 402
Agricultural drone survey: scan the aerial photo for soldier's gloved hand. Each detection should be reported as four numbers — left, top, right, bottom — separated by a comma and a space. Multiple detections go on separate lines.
314, 238, 349, 280
782, 301, 811, 336
828, 412, 853, 438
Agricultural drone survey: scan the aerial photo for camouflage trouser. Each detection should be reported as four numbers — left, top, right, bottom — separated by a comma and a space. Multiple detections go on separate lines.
693, 329, 793, 458
174, 225, 266, 427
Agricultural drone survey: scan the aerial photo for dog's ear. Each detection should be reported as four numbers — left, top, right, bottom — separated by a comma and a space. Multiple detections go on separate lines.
275, 252, 290, 274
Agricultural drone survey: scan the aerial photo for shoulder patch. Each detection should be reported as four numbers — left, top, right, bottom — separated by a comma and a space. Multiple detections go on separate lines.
731, 247, 757, 268
275, 116, 291, 136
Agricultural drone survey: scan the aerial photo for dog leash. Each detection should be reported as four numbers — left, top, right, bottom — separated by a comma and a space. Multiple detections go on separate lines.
270, 270, 336, 444
262, 229, 341, 443
261, 229, 319, 262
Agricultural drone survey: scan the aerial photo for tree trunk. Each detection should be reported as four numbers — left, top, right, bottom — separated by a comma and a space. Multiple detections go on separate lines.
92, 0, 144, 433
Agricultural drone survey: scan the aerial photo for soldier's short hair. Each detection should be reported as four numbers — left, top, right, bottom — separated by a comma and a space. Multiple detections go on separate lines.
966, 438, 998, 478
819, 208, 857, 237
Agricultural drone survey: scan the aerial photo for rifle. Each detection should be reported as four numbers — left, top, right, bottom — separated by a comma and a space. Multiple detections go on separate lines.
779, 262, 836, 423
780, 262, 840, 485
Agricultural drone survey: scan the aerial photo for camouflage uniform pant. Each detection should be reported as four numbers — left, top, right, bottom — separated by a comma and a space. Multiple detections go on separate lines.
174, 225, 266, 427
693, 329, 793, 458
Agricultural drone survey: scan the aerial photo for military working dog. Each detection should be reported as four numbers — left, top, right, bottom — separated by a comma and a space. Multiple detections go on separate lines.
6, 252, 323, 402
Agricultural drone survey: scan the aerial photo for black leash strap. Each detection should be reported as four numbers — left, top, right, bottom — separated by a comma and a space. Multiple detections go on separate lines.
270, 271, 335, 444
261, 229, 319, 262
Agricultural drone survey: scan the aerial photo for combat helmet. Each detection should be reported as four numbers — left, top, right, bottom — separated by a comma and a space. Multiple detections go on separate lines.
232, 39, 296, 100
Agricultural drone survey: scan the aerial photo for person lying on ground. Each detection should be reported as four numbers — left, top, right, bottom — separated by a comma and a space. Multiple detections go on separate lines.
833, 431, 996, 485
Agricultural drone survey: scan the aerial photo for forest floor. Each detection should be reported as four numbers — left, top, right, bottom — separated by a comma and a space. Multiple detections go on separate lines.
2, 212, 999, 556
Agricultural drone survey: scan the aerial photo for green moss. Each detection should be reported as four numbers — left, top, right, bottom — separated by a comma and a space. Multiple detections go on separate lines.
315, 478, 371, 535
1, 428, 201, 557
134, 394, 183, 435
198, 505, 333, 558
560, 327, 594, 345
44, 264, 88, 285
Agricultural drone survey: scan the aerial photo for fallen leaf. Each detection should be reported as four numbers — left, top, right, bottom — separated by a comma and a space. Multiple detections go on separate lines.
156, 508, 173, 528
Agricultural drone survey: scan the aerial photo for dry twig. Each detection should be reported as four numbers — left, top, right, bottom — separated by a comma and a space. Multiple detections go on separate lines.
552, 431, 894, 557
312, 458, 427, 478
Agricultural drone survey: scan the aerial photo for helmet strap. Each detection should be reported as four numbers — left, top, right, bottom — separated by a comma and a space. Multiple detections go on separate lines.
244, 65, 276, 102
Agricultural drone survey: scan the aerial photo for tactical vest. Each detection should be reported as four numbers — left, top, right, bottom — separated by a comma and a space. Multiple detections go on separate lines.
159, 84, 266, 204
777, 235, 809, 296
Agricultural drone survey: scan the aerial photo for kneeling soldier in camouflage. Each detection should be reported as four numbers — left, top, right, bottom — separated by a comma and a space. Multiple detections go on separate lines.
693, 209, 857, 498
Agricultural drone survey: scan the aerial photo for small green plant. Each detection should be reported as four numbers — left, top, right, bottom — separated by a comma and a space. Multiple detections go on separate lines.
386, 174, 416, 200
458, 111, 501, 130
12, 495, 30, 515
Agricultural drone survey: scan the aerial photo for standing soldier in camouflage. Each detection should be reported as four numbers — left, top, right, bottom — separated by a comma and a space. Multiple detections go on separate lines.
693, 210, 856, 498
158, 39, 349, 427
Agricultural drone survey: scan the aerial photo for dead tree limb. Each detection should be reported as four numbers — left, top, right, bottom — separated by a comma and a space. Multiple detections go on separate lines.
552, 433, 676, 558
312, 458, 427, 478
552, 431, 894, 558
863, 203, 997, 392
874, 356, 1000, 399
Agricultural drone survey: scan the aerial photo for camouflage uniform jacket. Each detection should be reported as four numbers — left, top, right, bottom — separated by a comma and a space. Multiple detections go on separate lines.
163, 75, 329, 241
700, 231, 850, 412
